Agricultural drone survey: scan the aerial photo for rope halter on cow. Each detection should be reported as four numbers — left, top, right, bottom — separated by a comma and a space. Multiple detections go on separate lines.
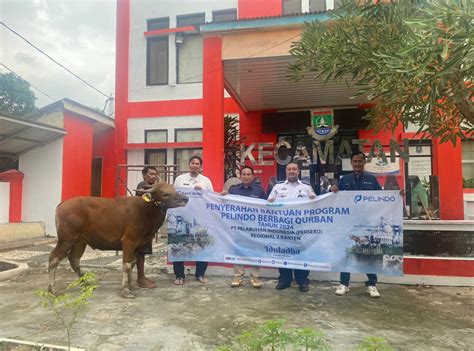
141, 193, 165, 209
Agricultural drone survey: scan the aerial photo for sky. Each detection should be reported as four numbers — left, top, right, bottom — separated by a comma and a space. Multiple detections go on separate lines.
0, 0, 116, 112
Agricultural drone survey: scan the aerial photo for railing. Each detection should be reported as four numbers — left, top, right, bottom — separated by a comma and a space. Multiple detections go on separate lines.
115, 164, 181, 197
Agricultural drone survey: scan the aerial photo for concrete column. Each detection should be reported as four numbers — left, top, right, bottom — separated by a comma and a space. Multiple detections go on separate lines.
432, 138, 464, 219
202, 36, 224, 191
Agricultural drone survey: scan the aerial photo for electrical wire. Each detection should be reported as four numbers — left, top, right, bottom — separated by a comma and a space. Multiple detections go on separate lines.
0, 21, 109, 98
0, 63, 56, 102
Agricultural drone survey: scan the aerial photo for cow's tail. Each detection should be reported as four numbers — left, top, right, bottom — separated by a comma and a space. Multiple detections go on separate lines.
55, 211, 60, 233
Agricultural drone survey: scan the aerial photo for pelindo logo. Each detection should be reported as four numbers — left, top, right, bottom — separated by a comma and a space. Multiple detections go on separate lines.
354, 195, 396, 203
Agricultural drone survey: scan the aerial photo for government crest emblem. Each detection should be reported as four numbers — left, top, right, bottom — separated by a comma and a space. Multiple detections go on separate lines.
307, 109, 339, 141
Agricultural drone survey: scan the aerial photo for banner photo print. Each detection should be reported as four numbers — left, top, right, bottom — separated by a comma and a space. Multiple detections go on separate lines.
168, 189, 404, 276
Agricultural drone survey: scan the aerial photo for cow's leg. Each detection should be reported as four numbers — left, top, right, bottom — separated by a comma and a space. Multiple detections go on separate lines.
67, 239, 87, 278
48, 240, 74, 294
129, 253, 140, 290
121, 245, 136, 298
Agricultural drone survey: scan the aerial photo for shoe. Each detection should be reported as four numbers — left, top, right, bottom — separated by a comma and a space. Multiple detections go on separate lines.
275, 283, 291, 290
196, 276, 208, 284
367, 286, 381, 298
174, 278, 184, 285
335, 284, 349, 296
231, 277, 243, 287
251, 278, 262, 289
299, 284, 309, 292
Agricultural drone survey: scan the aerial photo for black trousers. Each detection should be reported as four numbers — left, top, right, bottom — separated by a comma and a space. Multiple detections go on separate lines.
173, 261, 208, 279
278, 268, 309, 286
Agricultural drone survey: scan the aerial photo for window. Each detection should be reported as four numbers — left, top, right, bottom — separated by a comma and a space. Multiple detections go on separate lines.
213, 9, 237, 22
147, 17, 169, 31
177, 13, 205, 27
282, 0, 301, 15
147, 37, 168, 85
146, 17, 169, 86
177, 35, 203, 83
175, 13, 206, 84
462, 140, 474, 187
175, 148, 202, 174
175, 129, 202, 142
145, 130, 167, 143
145, 149, 167, 165
145, 149, 167, 180
310, 0, 325, 12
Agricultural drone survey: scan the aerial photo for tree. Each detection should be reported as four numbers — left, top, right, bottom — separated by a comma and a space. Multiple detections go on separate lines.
0, 72, 37, 116
289, 0, 473, 144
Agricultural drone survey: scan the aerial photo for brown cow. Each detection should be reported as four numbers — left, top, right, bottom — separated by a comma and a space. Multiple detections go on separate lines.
48, 181, 188, 298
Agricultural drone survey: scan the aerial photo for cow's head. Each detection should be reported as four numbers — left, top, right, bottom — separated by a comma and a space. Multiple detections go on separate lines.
137, 181, 188, 209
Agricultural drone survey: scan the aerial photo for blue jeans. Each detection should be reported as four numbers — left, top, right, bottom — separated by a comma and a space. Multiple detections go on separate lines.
340, 272, 377, 287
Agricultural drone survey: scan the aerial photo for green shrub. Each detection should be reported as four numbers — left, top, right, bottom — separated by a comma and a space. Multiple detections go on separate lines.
217, 320, 331, 351
36, 272, 98, 351
354, 336, 394, 351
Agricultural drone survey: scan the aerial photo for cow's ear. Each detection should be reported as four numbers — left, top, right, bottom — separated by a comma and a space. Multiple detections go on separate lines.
154, 176, 162, 184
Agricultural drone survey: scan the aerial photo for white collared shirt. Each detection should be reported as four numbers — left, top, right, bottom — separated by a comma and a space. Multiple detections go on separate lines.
174, 172, 214, 190
268, 179, 316, 201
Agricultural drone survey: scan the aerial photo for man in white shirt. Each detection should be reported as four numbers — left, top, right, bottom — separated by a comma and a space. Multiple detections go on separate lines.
173, 155, 213, 285
268, 162, 316, 292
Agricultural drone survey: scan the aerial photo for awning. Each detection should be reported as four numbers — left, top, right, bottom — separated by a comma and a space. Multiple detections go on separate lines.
201, 12, 368, 112
0, 114, 66, 158
224, 56, 366, 111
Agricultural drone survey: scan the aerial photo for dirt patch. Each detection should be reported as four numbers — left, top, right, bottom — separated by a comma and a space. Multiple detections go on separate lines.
0, 267, 473, 350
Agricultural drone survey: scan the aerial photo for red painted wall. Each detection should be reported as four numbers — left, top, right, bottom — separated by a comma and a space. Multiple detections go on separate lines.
404, 257, 474, 277
0, 170, 23, 222
128, 97, 241, 118
62, 114, 93, 201
432, 138, 464, 219
203, 36, 225, 191
115, 0, 130, 196
239, 111, 277, 190
93, 128, 116, 198
238, 0, 282, 19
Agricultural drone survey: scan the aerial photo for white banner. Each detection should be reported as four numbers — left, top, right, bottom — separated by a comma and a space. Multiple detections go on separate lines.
168, 189, 404, 275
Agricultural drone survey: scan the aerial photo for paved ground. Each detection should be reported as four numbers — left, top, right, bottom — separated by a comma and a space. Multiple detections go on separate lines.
0, 238, 473, 350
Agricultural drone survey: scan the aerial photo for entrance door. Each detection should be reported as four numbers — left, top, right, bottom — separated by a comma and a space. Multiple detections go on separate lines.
276, 130, 358, 194
91, 157, 102, 196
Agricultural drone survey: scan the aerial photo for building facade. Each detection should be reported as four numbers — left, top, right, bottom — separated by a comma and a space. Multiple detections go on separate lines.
0, 99, 115, 236
114, 0, 473, 281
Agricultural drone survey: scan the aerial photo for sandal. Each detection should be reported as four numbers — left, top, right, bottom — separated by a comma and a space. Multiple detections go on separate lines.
174, 278, 184, 285
196, 276, 208, 284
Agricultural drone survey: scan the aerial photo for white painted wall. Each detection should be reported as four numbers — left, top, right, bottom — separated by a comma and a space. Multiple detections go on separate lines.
0, 182, 10, 223
19, 139, 63, 236
127, 115, 203, 189
129, 0, 238, 102
127, 149, 146, 193
128, 115, 202, 143
464, 193, 474, 220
